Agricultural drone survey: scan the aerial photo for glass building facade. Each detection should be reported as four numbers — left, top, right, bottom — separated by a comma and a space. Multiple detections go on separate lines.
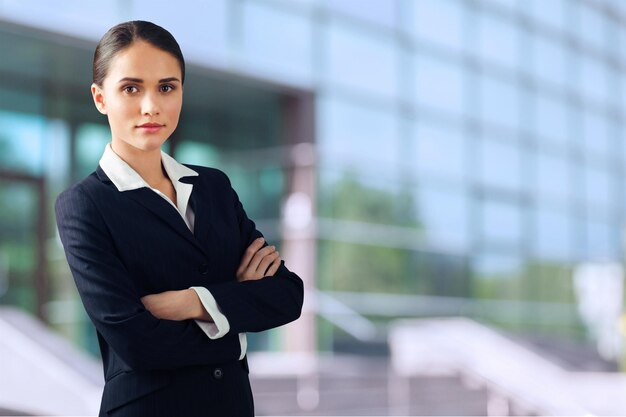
1, 0, 625, 356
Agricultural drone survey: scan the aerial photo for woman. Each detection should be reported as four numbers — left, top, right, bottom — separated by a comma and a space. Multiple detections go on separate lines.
55, 20, 304, 417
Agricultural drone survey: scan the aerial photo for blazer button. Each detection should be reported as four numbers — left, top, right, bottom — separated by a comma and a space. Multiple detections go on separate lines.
198, 263, 209, 274
213, 368, 223, 379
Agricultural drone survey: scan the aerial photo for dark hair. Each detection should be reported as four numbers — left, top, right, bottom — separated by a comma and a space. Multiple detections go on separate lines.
93, 20, 185, 87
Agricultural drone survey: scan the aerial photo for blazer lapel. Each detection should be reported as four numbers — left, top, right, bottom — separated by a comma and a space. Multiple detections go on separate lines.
183, 176, 212, 246
96, 166, 208, 257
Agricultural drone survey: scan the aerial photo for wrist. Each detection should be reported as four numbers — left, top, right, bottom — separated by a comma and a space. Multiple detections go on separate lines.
187, 288, 213, 322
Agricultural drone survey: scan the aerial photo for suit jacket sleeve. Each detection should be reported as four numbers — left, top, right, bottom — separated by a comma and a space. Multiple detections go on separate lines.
55, 184, 242, 371
205, 172, 304, 334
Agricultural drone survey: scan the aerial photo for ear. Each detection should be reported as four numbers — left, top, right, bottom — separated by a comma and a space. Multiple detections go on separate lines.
91, 83, 107, 115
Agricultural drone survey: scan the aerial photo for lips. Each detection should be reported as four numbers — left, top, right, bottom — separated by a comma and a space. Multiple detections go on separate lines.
137, 123, 164, 133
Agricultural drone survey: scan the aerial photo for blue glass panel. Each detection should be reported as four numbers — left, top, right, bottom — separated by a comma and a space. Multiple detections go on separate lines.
131, 0, 228, 57
318, 95, 399, 169
586, 219, 617, 260
481, 198, 523, 244
533, 207, 572, 261
417, 185, 469, 249
578, 54, 609, 106
242, 2, 313, 78
582, 111, 611, 160
407, 0, 465, 51
0, 110, 46, 175
414, 121, 466, 181
415, 54, 465, 115
528, 0, 566, 31
533, 93, 569, 147
477, 12, 520, 69
532, 35, 567, 89
478, 138, 523, 191
481, 75, 520, 130
584, 165, 613, 216
535, 151, 570, 203
325, 0, 396, 27
326, 23, 398, 98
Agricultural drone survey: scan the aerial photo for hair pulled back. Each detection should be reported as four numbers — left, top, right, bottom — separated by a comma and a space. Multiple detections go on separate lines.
93, 20, 185, 87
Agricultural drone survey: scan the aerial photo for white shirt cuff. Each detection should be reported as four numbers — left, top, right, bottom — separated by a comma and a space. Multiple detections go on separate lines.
189, 286, 230, 339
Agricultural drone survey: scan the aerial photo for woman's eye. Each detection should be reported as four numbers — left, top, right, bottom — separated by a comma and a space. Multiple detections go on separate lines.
123, 86, 138, 94
160, 84, 174, 93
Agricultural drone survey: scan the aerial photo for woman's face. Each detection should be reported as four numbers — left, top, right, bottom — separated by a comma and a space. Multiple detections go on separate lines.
91, 41, 183, 153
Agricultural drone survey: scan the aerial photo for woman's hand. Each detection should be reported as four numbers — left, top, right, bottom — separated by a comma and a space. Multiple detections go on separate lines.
141, 289, 209, 321
236, 237, 281, 282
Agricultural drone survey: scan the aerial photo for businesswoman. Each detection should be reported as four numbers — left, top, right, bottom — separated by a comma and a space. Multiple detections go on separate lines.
55, 20, 304, 417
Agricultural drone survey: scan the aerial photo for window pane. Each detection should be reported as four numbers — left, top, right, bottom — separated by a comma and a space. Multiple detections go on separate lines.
0, 110, 46, 175
528, 0, 566, 31
481, 75, 520, 130
242, 2, 312, 78
414, 54, 465, 115
75, 123, 110, 178
326, 23, 398, 98
533, 93, 569, 147
535, 151, 571, 204
582, 111, 611, 160
577, 3, 607, 53
586, 219, 617, 260
481, 199, 523, 245
533, 208, 572, 261
414, 120, 466, 181
578, 54, 609, 107
477, 12, 520, 69
416, 185, 469, 250
532, 35, 567, 89
325, 0, 397, 28
406, 0, 465, 51
318, 95, 399, 169
584, 165, 613, 217
477, 138, 523, 191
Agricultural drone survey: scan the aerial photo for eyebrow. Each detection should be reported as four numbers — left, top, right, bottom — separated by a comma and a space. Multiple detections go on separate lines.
118, 77, 181, 84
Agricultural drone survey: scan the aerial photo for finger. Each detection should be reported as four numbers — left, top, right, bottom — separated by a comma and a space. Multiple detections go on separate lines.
256, 251, 280, 276
239, 237, 265, 271
249, 245, 276, 271
265, 257, 281, 276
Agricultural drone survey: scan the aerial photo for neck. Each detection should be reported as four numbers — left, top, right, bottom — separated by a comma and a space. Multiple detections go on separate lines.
110, 140, 168, 187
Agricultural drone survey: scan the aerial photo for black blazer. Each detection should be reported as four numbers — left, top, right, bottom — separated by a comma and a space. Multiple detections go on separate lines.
55, 164, 304, 416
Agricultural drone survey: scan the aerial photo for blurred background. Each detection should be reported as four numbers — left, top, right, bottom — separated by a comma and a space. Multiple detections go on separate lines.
1, 0, 626, 415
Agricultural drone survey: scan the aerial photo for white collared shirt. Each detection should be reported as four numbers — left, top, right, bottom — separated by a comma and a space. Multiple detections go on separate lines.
99, 143, 247, 360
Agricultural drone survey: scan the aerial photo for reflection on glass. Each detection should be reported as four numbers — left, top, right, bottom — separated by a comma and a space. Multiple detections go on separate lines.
535, 151, 570, 204
533, 207, 572, 261
75, 123, 110, 178
414, 120, 466, 181
407, 0, 465, 51
319, 95, 399, 169
582, 110, 611, 160
584, 165, 612, 216
243, 1, 312, 78
586, 218, 615, 260
533, 92, 569, 147
478, 137, 523, 191
481, 198, 523, 245
531, 35, 567, 89
417, 185, 469, 250
578, 53, 609, 106
477, 11, 520, 70
325, 0, 396, 27
415, 54, 465, 115
576, 2, 607, 52
326, 23, 398, 98
0, 110, 46, 175
528, 0, 566, 31
481, 74, 520, 130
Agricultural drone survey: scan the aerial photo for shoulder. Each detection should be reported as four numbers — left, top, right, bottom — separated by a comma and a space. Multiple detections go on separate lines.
55, 172, 108, 218
184, 164, 233, 188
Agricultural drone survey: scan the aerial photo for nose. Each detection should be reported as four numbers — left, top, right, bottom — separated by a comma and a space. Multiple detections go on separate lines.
141, 92, 160, 116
